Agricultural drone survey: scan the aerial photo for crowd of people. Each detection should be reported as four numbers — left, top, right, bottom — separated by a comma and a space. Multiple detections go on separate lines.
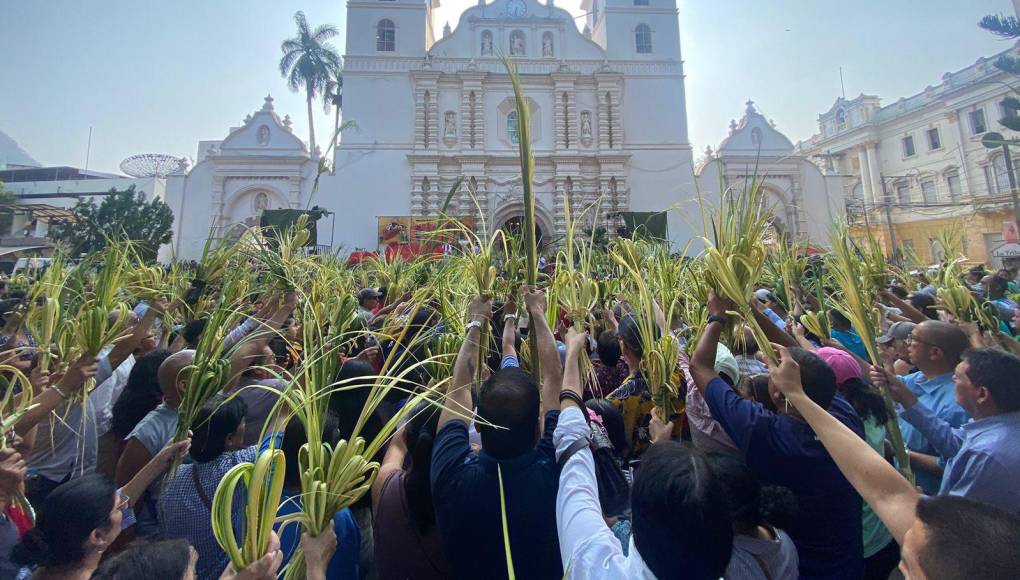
0, 244, 1018, 580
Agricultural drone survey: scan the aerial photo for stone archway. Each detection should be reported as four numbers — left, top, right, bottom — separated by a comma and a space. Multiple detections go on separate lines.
491, 201, 556, 250
220, 185, 288, 229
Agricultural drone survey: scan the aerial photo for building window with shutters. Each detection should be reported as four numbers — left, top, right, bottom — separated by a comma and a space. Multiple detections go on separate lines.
920, 179, 936, 203
968, 109, 987, 135
946, 173, 962, 200
902, 135, 915, 157
896, 183, 911, 204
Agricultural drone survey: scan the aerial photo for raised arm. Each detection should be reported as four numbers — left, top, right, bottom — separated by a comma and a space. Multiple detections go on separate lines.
227, 292, 297, 385
121, 438, 191, 509
560, 328, 586, 411
881, 290, 928, 324
437, 296, 491, 430
790, 320, 817, 351
501, 299, 519, 361
523, 287, 563, 415
689, 291, 727, 392
14, 355, 98, 436
101, 299, 170, 382
749, 297, 797, 348
372, 427, 407, 514
871, 366, 966, 459
773, 345, 918, 543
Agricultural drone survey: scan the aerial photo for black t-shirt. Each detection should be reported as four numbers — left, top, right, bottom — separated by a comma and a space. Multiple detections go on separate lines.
431, 411, 562, 580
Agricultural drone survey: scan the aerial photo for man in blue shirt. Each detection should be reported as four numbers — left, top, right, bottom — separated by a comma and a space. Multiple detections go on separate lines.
888, 321, 971, 493
432, 290, 565, 580
875, 347, 1020, 514
691, 292, 864, 580
828, 309, 871, 362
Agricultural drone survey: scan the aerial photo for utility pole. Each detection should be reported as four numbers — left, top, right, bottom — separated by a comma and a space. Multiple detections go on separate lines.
879, 174, 899, 264
1001, 143, 1020, 236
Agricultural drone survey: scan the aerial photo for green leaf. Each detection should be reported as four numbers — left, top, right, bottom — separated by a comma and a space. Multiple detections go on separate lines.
497, 465, 516, 580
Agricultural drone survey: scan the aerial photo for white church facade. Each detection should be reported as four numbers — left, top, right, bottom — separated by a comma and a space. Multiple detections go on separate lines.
695, 101, 845, 245
162, 0, 700, 259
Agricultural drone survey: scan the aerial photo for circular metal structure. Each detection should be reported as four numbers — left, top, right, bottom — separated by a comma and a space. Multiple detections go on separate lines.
120, 153, 188, 177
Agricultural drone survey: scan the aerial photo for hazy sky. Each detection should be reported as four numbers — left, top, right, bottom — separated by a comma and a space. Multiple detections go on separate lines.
0, 0, 1014, 173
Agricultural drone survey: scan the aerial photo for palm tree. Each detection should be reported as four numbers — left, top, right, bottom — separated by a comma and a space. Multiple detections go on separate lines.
325, 81, 343, 149
279, 11, 341, 154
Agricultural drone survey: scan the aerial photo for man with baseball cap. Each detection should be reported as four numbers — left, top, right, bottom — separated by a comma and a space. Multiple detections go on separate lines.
357, 287, 383, 322
877, 321, 916, 375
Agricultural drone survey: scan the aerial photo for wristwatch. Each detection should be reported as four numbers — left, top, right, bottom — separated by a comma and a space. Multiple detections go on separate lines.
707, 314, 728, 326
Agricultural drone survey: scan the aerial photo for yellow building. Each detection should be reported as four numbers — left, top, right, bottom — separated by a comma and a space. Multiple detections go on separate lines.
797, 42, 1020, 270
851, 198, 1019, 267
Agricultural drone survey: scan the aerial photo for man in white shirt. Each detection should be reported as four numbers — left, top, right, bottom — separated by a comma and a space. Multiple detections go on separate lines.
554, 329, 733, 580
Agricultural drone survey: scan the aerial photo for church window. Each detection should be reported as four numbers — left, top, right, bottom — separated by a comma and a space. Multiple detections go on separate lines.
481, 31, 493, 55
377, 19, 396, 52
605, 92, 615, 148
507, 111, 519, 144
635, 24, 652, 54
423, 90, 431, 148
835, 109, 847, 131
469, 91, 477, 148
510, 30, 526, 55
562, 92, 570, 148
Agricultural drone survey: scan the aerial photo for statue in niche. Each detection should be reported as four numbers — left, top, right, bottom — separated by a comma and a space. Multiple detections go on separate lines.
510, 31, 525, 55
444, 112, 457, 137
256, 125, 270, 145
481, 31, 493, 55
254, 191, 269, 213
580, 111, 592, 139
542, 34, 553, 57
751, 127, 763, 147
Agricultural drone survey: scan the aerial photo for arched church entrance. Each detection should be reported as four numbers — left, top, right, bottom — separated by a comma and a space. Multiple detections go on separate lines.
499, 216, 544, 248
491, 202, 556, 251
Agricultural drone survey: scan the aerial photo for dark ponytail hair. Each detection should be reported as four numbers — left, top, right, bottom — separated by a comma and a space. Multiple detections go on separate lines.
585, 399, 628, 458
13, 475, 117, 569
839, 377, 889, 425
710, 452, 798, 534
404, 401, 441, 534
111, 349, 172, 439
282, 413, 340, 489
92, 539, 192, 579
190, 394, 247, 463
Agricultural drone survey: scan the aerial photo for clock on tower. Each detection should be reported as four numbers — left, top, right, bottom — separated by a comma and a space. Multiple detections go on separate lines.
506, 0, 527, 18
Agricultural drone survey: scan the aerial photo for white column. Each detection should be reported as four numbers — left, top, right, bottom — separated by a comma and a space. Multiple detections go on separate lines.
858, 148, 874, 204
866, 143, 883, 203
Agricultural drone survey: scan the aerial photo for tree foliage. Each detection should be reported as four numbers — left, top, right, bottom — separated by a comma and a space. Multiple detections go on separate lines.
279, 11, 342, 153
980, 14, 1020, 39
0, 180, 14, 236
49, 186, 173, 262
979, 14, 1020, 132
